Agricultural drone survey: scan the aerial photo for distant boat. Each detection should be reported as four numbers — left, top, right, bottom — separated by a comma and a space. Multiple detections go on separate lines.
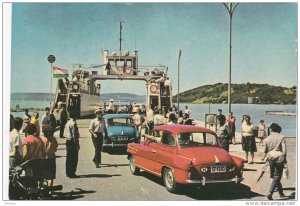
266, 111, 296, 116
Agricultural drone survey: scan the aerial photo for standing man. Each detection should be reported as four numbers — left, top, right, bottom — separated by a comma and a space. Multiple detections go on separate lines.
128, 102, 133, 114
59, 105, 68, 138
146, 105, 154, 132
30, 111, 40, 137
22, 109, 31, 137
89, 110, 105, 168
9, 117, 23, 168
217, 115, 232, 152
64, 111, 80, 178
49, 109, 57, 133
133, 109, 142, 128
262, 123, 287, 200
41, 107, 51, 125
184, 106, 191, 116
107, 99, 114, 114
164, 77, 171, 95
227, 112, 236, 144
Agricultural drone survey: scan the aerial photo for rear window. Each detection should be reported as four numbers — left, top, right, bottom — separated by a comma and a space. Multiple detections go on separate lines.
106, 118, 134, 127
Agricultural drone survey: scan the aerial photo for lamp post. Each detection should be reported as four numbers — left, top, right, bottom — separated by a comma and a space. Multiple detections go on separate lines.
177, 50, 182, 111
223, 3, 239, 114
47, 55, 56, 108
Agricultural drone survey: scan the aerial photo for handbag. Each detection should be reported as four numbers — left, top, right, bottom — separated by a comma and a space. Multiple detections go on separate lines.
282, 163, 289, 179
266, 136, 285, 163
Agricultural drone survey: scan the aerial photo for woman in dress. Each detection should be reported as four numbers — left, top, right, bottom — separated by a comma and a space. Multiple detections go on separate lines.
258, 120, 267, 146
41, 124, 58, 187
241, 115, 257, 164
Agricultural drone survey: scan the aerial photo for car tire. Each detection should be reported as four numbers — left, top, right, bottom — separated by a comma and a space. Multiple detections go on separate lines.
163, 168, 178, 193
129, 156, 140, 175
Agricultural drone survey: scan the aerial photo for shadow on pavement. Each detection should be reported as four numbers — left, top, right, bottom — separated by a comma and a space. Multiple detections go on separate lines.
182, 183, 264, 200
78, 174, 121, 178
52, 188, 96, 200
100, 163, 129, 167
103, 148, 128, 155
281, 187, 296, 200
243, 168, 257, 172
140, 171, 264, 200
56, 155, 66, 158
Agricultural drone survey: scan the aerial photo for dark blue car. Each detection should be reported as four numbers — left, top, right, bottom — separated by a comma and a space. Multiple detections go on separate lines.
103, 114, 140, 149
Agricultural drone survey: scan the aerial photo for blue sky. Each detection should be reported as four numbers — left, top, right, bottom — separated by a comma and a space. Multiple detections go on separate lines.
10, 3, 297, 95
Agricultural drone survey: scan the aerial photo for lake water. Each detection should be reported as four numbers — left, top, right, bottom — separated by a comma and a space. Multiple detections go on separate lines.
181, 103, 296, 137
10, 100, 297, 137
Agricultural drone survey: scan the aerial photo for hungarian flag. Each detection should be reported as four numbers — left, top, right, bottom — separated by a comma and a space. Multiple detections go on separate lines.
53, 66, 68, 78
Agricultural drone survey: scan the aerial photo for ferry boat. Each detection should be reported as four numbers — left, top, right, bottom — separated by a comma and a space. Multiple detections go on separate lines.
52, 23, 173, 119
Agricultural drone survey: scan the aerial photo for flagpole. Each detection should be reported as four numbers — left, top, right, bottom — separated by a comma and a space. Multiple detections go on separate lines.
47, 55, 56, 108
50, 63, 52, 108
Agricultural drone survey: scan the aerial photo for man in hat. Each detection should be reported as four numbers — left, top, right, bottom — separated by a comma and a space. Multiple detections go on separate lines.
89, 109, 106, 168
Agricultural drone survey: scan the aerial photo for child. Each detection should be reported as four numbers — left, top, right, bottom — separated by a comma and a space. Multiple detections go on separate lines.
258, 120, 266, 146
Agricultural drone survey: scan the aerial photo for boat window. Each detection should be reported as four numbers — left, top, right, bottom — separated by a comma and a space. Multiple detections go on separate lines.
116, 60, 125, 67
161, 132, 176, 147
178, 132, 218, 147
126, 59, 132, 68
72, 84, 79, 92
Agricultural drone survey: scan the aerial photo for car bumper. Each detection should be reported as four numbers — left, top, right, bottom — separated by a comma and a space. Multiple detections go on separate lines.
186, 176, 244, 186
103, 143, 130, 147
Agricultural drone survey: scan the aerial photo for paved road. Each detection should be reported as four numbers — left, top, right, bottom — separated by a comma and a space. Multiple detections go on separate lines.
51, 119, 296, 201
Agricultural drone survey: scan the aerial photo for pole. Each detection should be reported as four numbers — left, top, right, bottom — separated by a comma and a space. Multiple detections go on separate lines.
223, 3, 239, 114
47, 54, 56, 108
50, 63, 52, 108
119, 21, 122, 55
177, 50, 182, 111
228, 5, 232, 114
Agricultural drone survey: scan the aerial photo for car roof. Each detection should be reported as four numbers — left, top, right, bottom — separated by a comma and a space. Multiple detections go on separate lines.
103, 114, 132, 119
154, 125, 216, 136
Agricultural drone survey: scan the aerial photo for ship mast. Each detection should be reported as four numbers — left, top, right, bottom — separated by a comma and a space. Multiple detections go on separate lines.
119, 21, 122, 55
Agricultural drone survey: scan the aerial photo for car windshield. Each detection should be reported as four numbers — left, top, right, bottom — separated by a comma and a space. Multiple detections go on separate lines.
106, 118, 134, 127
178, 132, 219, 147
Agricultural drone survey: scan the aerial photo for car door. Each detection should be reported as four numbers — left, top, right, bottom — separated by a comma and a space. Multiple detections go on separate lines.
134, 130, 162, 173
150, 131, 177, 175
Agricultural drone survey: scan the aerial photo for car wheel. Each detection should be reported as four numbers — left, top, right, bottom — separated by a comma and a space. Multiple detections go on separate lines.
163, 168, 177, 193
129, 156, 140, 175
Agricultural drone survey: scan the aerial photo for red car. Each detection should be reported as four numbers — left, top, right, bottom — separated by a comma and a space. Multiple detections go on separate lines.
127, 125, 244, 193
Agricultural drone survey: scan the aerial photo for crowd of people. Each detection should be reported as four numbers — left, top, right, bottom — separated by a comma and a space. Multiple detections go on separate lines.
9, 104, 288, 200
9, 105, 80, 198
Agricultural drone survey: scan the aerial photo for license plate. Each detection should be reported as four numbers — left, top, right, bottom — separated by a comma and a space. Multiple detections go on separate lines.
118, 136, 128, 141
210, 165, 226, 173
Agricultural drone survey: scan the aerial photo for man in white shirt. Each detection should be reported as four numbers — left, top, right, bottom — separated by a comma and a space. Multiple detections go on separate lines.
153, 109, 165, 127
184, 106, 191, 115
133, 109, 142, 127
107, 99, 114, 114
64, 111, 80, 178
89, 110, 106, 168
41, 107, 51, 125
164, 77, 171, 95
10, 117, 23, 168
146, 105, 154, 131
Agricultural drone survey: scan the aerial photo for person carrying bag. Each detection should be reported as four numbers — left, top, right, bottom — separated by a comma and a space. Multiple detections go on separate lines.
261, 123, 287, 200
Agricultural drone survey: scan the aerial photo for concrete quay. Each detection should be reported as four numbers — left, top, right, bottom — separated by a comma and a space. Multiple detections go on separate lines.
49, 118, 296, 201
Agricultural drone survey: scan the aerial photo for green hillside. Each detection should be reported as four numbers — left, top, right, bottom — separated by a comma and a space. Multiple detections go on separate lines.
173, 83, 296, 104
